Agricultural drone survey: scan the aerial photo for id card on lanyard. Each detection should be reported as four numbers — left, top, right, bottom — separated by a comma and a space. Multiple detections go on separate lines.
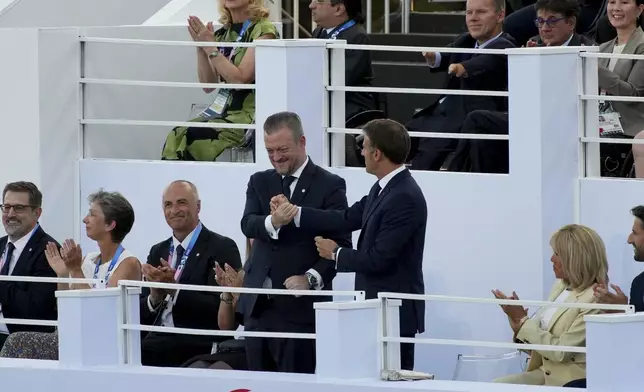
0, 223, 40, 274
93, 244, 125, 289
201, 20, 252, 119
168, 222, 202, 282
328, 20, 356, 40
599, 90, 625, 136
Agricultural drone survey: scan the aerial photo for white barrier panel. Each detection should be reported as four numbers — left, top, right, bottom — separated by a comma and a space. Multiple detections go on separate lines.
586, 313, 644, 392
0, 0, 171, 27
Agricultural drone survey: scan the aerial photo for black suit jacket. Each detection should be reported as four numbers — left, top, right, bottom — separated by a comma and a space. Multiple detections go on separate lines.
410, 32, 516, 134
0, 226, 57, 333
313, 22, 377, 119
140, 225, 241, 340
238, 159, 352, 324
629, 270, 644, 312
299, 169, 427, 336
529, 33, 596, 47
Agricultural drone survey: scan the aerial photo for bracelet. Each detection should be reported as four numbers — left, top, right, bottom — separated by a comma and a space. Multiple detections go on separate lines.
220, 293, 233, 304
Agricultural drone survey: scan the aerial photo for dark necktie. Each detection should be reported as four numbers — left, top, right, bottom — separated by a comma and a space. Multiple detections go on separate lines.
319, 29, 328, 39
1, 242, 15, 276
367, 182, 382, 207
282, 176, 297, 200
174, 244, 185, 270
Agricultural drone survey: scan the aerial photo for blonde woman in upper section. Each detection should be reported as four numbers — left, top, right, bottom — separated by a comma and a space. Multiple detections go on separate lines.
161, 0, 279, 162
491, 224, 609, 386
597, 0, 644, 176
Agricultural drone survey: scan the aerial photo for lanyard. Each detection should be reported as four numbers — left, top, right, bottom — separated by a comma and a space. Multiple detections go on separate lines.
0, 223, 40, 273
329, 20, 356, 40
227, 19, 252, 61
93, 244, 125, 288
168, 222, 202, 281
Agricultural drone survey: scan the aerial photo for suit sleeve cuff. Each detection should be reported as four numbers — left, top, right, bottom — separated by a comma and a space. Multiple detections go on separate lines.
431, 52, 442, 68
334, 248, 343, 268
294, 207, 302, 227
264, 215, 281, 239
306, 268, 324, 290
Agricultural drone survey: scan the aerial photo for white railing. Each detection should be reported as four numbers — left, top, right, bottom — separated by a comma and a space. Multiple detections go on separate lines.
325, 43, 510, 167
377, 292, 634, 371
0, 276, 103, 328
578, 50, 644, 178
116, 280, 365, 363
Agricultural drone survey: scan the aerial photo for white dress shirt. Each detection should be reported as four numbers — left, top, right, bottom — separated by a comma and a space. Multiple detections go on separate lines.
146, 224, 199, 327
262, 157, 323, 289
0, 224, 39, 334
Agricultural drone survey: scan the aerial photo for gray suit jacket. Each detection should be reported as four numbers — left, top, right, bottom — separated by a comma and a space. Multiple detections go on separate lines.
599, 28, 644, 137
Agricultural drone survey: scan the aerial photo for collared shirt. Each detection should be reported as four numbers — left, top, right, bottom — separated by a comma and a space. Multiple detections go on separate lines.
562, 34, 574, 47
430, 31, 504, 69
146, 223, 201, 327
0, 224, 39, 334
262, 157, 323, 290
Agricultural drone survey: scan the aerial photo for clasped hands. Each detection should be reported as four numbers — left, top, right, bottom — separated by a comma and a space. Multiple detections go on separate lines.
142, 258, 177, 305
187, 15, 218, 55
492, 289, 528, 334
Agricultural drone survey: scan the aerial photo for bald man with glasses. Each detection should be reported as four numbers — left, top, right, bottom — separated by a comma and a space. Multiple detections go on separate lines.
0, 181, 58, 348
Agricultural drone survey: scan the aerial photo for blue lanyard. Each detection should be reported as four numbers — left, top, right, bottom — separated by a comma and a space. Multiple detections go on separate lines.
329, 20, 356, 40
168, 222, 202, 279
1, 223, 40, 272
227, 19, 252, 61
93, 244, 125, 288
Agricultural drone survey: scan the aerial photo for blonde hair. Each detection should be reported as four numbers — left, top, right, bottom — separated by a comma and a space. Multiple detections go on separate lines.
219, 0, 270, 27
550, 224, 609, 291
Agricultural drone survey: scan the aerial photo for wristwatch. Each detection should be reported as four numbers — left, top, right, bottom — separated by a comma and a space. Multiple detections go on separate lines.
208, 50, 219, 59
305, 272, 318, 289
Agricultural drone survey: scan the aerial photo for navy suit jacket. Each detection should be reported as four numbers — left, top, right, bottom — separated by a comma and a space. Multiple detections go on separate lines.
629, 270, 644, 312
299, 169, 427, 336
239, 159, 352, 324
0, 226, 58, 333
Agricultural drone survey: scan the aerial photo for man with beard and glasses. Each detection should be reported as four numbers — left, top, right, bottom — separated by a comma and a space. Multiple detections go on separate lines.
593, 205, 644, 312
238, 111, 352, 373
140, 180, 241, 367
0, 182, 57, 348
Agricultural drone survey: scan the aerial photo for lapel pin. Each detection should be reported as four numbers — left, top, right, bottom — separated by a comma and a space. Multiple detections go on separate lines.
29, 248, 32, 252
196, 253, 200, 257
301, 189, 305, 193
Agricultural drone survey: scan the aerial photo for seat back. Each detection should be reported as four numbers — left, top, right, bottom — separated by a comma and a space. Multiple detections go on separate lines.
345, 109, 386, 167
452, 351, 527, 382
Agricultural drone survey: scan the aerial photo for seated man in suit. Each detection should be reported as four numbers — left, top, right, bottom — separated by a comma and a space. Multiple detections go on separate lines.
310, 0, 376, 119
407, 0, 516, 171
448, 0, 592, 173
238, 111, 352, 374
140, 180, 241, 367
0, 181, 57, 349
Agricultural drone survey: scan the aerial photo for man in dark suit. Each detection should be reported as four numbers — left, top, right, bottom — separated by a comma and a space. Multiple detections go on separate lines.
274, 119, 427, 370
407, 0, 516, 171
140, 180, 241, 367
238, 111, 352, 374
310, 0, 376, 119
0, 181, 57, 348
447, 0, 594, 174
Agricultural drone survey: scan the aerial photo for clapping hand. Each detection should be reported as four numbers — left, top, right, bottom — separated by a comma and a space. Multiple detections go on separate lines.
492, 289, 528, 333
44, 242, 68, 277
61, 239, 83, 271
270, 197, 298, 229
593, 283, 628, 313
142, 258, 176, 303
187, 15, 216, 53
270, 194, 288, 213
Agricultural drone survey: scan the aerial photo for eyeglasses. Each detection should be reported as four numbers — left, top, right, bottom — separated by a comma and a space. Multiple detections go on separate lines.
0, 204, 37, 213
534, 17, 565, 28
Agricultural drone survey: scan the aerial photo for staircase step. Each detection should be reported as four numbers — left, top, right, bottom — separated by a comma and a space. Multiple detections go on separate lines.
409, 11, 467, 35
369, 33, 457, 62
373, 62, 444, 123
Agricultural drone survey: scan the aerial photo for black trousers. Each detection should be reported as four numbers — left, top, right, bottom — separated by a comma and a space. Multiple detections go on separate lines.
409, 107, 462, 171
503, 1, 604, 46
449, 110, 509, 174
141, 332, 214, 367
244, 299, 316, 374
400, 334, 415, 370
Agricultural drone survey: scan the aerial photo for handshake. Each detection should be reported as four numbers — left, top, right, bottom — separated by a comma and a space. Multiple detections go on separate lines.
270, 194, 298, 229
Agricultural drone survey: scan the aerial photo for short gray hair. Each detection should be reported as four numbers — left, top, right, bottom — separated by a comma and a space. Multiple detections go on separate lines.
263, 111, 304, 140
88, 189, 135, 243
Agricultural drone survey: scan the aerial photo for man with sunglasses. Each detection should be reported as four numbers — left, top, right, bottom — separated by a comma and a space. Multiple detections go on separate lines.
0, 181, 57, 348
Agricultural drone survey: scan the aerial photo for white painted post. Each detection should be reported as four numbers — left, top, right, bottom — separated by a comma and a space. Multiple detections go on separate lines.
56, 287, 141, 367
314, 299, 402, 379
506, 47, 585, 297
329, 41, 346, 168
585, 312, 643, 392
254, 39, 328, 169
